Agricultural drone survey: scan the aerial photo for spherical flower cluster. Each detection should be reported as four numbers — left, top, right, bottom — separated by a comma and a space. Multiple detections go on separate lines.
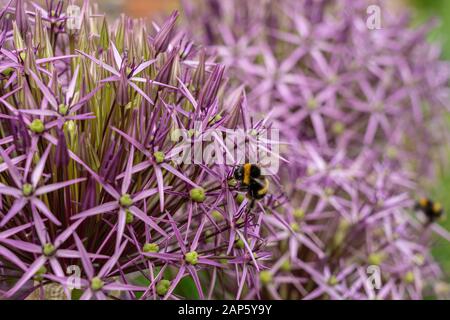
0, 0, 283, 299
183, 0, 450, 180
182, 0, 450, 299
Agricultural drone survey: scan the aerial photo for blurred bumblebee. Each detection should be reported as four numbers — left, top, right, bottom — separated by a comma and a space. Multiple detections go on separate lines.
234, 163, 270, 204
415, 197, 444, 223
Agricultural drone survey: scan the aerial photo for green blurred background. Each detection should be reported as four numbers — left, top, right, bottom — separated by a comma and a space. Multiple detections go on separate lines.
409, 0, 450, 281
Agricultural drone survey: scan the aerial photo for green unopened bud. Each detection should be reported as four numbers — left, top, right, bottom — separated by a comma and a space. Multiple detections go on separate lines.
91, 277, 104, 291
332, 122, 345, 135
185, 251, 199, 265
290, 222, 300, 233
19, 51, 27, 61
153, 151, 165, 164
190, 187, 206, 203
34, 265, 47, 281
404, 271, 415, 284
29, 119, 45, 134
211, 210, 223, 221
125, 210, 134, 224
42, 243, 55, 257
259, 271, 273, 285
22, 183, 33, 197
293, 208, 305, 219
119, 194, 133, 207
236, 193, 245, 204
368, 252, 385, 266
235, 238, 245, 249
143, 243, 159, 253
58, 104, 69, 116
281, 260, 291, 272
156, 279, 170, 296
227, 179, 237, 187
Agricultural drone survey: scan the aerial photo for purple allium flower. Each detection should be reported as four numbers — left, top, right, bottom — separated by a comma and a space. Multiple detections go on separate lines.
0, 0, 284, 300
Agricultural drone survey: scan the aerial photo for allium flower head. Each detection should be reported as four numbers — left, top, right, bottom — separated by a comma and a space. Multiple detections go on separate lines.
0, 0, 283, 300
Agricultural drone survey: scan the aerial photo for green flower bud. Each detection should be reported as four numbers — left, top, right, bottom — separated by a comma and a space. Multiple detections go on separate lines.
34, 265, 47, 281
125, 210, 134, 224
143, 243, 159, 253
91, 277, 104, 291
22, 183, 33, 197
185, 251, 199, 265
153, 151, 165, 164
293, 208, 305, 219
19, 51, 27, 61
259, 271, 273, 285
29, 119, 45, 134
368, 252, 385, 266
58, 104, 69, 116
156, 279, 170, 296
235, 238, 245, 249
189, 187, 206, 203
119, 194, 133, 207
42, 243, 55, 257
211, 210, 223, 221
332, 122, 345, 135
290, 222, 300, 233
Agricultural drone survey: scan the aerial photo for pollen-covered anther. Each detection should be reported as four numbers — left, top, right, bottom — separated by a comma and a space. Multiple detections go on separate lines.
185, 251, 199, 265
156, 279, 170, 296
125, 209, 134, 224
143, 242, 159, 253
42, 243, 56, 257
29, 119, 45, 134
91, 277, 104, 291
119, 194, 133, 208
58, 104, 69, 116
22, 183, 34, 197
153, 151, 165, 164
259, 270, 273, 285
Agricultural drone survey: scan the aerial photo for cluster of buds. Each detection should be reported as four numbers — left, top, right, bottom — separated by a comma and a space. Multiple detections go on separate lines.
0, 0, 283, 299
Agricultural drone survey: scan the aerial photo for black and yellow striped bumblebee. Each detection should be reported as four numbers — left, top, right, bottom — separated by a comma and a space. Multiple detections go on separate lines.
234, 163, 270, 203
415, 197, 444, 223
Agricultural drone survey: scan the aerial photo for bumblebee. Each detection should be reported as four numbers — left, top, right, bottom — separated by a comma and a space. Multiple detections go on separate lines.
415, 197, 444, 223
234, 163, 270, 201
